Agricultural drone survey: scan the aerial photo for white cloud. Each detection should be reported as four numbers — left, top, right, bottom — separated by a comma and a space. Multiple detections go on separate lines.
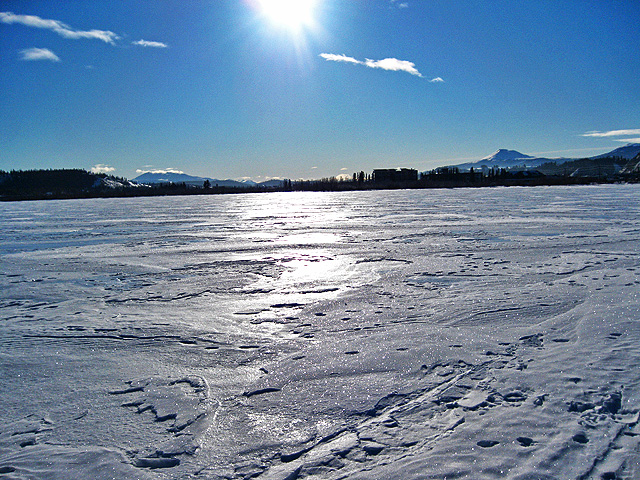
0, 11, 119, 44
132, 39, 168, 48
430, 77, 444, 83
364, 57, 423, 77
582, 129, 640, 138
390, 1, 409, 8
319, 53, 361, 64
614, 137, 640, 143
19, 47, 60, 62
320, 53, 427, 78
91, 164, 115, 174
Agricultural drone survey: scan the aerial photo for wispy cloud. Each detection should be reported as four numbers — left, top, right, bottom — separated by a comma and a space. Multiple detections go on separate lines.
91, 164, 115, 174
319, 53, 361, 64
132, 39, 168, 48
430, 77, 444, 83
390, 0, 410, 8
614, 137, 640, 143
320, 53, 429, 78
19, 47, 60, 62
582, 129, 640, 138
0, 11, 119, 44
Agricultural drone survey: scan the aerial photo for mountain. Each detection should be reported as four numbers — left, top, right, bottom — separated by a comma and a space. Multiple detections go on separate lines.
133, 172, 249, 188
132, 172, 285, 189
258, 179, 285, 188
620, 149, 640, 174
133, 171, 208, 186
207, 178, 256, 188
481, 149, 533, 163
592, 143, 640, 160
450, 150, 553, 171
445, 144, 640, 172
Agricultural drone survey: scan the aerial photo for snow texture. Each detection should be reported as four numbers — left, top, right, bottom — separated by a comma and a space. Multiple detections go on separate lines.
1, 184, 639, 479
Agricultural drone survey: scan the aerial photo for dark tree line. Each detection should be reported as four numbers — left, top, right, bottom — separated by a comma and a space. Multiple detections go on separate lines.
2, 160, 638, 202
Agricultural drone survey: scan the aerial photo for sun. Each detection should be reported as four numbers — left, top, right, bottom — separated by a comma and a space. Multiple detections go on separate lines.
257, 0, 318, 31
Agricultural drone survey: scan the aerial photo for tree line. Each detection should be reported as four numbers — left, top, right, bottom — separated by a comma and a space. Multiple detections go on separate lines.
2, 156, 638, 201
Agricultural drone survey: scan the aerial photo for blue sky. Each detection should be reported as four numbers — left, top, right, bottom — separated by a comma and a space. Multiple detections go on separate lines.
1, 0, 639, 181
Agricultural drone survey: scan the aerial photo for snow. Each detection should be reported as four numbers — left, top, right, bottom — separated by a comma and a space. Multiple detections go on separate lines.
481, 149, 534, 162
1, 184, 639, 479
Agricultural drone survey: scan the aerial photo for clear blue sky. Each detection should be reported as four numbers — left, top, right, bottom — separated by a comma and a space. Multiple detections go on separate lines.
1, 0, 639, 181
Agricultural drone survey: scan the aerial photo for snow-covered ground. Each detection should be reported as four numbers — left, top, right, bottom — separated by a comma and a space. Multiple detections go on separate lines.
1, 184, 639, 480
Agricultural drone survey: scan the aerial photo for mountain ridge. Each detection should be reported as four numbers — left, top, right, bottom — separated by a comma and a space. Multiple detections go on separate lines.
132, 171, 283, 188
448, 143, 640, 171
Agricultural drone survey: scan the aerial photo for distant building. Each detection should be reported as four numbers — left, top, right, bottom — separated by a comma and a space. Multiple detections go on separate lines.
372, 168, 418, 184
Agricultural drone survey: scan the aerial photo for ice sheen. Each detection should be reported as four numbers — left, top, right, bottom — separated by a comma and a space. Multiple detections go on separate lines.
1, 184, 639, 479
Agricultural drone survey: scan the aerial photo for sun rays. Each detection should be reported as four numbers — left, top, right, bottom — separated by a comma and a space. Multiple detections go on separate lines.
257, 0, 318, 32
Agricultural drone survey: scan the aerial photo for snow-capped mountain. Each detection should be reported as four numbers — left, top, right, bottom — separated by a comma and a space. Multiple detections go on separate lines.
450, 150, 553, 171
446, 144, 640, 171
481, 149, 533, 163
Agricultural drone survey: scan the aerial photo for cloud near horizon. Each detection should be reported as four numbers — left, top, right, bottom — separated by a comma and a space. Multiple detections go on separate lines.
19, 47, 60, 62
320, 53, 428, 78
132, 39, 168, 48
0, 11, 119, 44
91, 164, 116, 174
582, 129, 640, 138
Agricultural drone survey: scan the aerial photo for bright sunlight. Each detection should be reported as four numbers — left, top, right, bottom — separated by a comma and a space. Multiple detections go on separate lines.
258, 0, 318, 30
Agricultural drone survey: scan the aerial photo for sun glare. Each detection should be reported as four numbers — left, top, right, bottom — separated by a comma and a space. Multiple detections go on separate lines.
258, 0, 318, 30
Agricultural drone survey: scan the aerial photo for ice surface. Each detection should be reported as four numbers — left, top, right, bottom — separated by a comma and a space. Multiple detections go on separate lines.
1, 185, 639, 479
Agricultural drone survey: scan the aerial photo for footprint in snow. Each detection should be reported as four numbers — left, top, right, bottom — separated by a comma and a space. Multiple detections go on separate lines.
516, 437, 535, 447
477, 440, 499, 448
572, 433, 589, 444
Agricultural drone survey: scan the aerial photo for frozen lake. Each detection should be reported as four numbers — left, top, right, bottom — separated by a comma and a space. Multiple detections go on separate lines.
1, 184, 639, 479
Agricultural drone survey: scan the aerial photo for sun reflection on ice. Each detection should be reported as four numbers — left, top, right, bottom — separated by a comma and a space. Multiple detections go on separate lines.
280, 232, 341, 245
278, 253, 344, 286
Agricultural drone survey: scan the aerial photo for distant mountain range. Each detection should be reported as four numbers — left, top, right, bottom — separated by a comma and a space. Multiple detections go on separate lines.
132, 171, 284, 188
131, 145, 640, 185
448, 143, 640, 171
